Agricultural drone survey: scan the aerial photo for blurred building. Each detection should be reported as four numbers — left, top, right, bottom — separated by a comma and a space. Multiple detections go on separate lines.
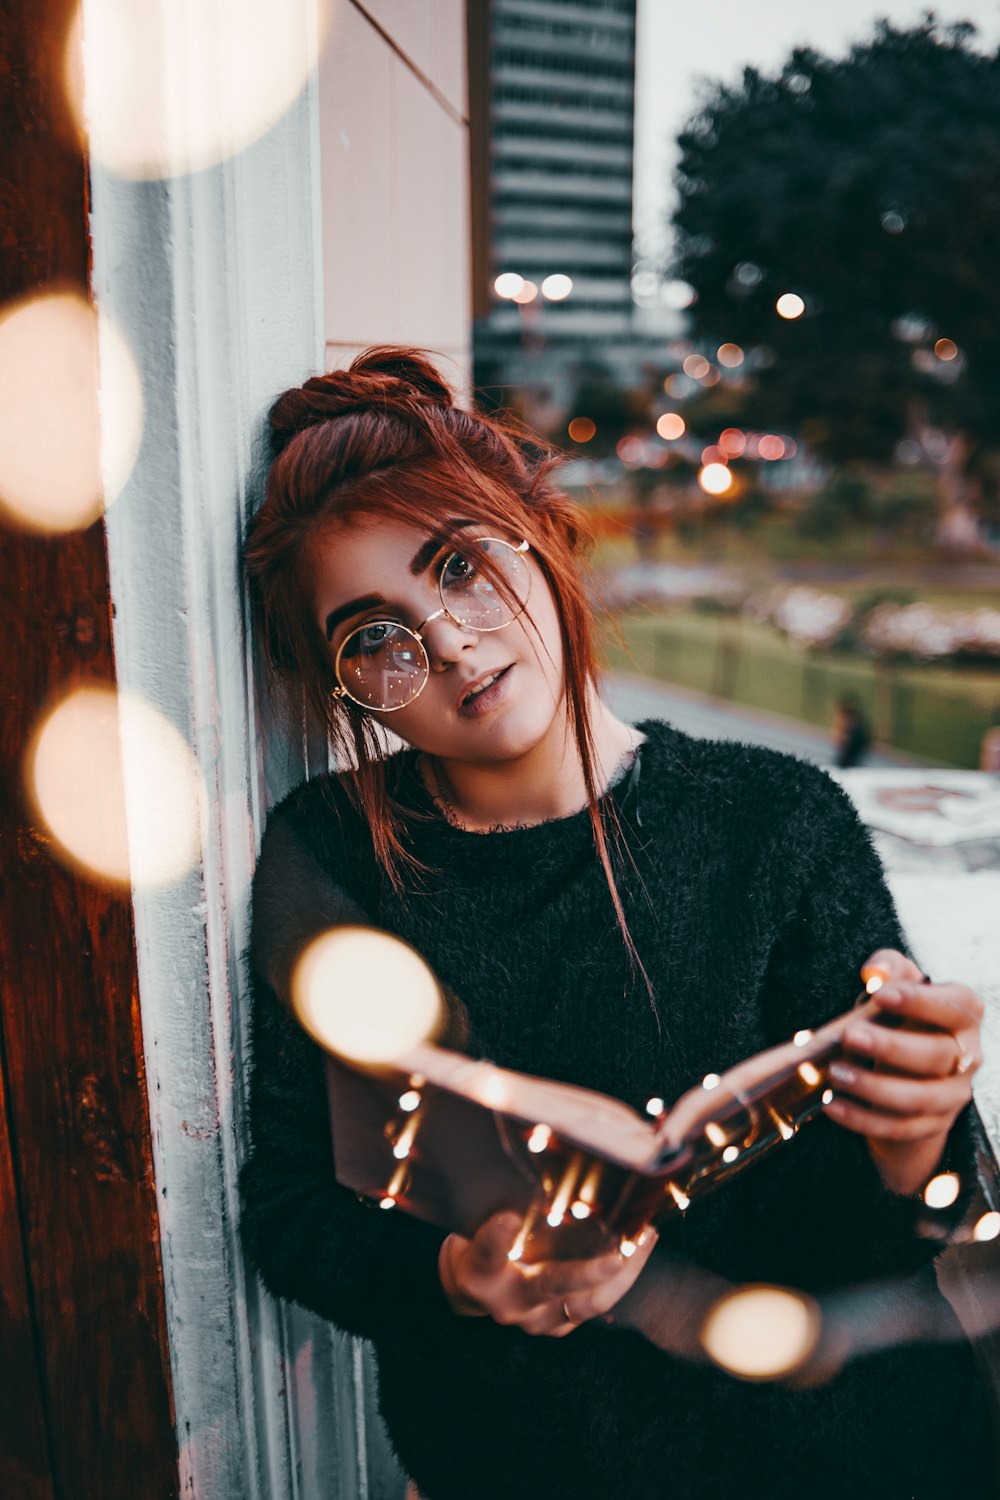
472, 0, 651, 419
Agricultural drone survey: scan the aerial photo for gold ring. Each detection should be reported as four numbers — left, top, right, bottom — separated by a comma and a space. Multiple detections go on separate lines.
951, 1037, 975, 1076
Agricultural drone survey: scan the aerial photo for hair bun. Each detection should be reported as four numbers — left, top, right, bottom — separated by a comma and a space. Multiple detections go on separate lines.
269, 345, 454, 455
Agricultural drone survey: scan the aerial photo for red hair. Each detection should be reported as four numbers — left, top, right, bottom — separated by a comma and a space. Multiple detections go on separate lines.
245, 347, 649, 999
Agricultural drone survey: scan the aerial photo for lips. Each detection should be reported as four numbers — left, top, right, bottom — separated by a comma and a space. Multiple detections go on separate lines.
455, 664, 513, 713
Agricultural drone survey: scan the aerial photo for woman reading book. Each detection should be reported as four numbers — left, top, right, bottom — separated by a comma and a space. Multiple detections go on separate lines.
240, 347, 993, 1497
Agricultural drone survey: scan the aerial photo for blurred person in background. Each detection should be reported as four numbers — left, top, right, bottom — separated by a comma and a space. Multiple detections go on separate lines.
239, 348, 993, 1500
833, 692, 872, 768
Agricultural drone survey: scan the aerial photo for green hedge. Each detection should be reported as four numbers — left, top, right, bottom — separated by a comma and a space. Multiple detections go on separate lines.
602, 611, 1000, 767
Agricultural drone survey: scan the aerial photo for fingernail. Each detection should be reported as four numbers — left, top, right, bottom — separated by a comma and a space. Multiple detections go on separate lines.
846, 1023, 873, 1047
829, 1062, 856, 1085
877, 988, 902, 1006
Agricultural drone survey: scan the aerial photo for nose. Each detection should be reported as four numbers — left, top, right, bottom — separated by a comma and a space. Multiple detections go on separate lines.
417, 608, 478, 671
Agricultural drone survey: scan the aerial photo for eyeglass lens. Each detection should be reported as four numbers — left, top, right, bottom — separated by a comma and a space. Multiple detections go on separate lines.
335, 538, 530, 711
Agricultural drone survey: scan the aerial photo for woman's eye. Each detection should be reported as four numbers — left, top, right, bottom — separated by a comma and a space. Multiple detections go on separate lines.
442, 550, 476, 585
341, 621, 391, 658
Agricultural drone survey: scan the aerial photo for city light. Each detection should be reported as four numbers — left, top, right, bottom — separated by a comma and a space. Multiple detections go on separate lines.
701, 445, 726, 466
934, 338, 958, 361
923, 1173, 960, 1210
758, 435, 786, 461
511, 280, 538, 305
656, 412, 685, 441
776, 293, 806, 320
494, 272, 525, 299
719, 428, 746, 457
541, 274, 573, 301
699, 463, 733, 496
717, 343, 745, 368
682, 354, 710, 379
568, 416, 596, 443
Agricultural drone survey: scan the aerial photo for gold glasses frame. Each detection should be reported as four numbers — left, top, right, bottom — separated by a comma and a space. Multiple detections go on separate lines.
330, 537, 531, 713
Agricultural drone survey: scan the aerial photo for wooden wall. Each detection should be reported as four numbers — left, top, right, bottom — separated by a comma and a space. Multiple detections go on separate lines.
0, 3, 177, 1494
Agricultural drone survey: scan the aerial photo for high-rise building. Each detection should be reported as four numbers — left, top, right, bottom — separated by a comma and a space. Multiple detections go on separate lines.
472, 0, 645, 416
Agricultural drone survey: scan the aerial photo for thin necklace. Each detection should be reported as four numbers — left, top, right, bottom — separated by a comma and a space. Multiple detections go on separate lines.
421, 730, 643, 832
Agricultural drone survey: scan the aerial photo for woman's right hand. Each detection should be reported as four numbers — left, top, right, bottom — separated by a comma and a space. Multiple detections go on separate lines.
438, 1212, 657, 1337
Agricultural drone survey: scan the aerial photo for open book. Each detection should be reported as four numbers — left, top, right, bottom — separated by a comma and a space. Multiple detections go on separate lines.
296, 930, 899, 1263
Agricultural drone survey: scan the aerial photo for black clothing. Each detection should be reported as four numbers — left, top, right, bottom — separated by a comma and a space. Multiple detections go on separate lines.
240, 721, 991, 1498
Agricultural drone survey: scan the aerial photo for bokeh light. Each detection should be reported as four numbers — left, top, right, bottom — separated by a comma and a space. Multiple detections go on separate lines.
663, 373, 687, 397
0, 293, 142, 535
701, 1285, 820, 1380
973, 1212, 1000, 1242
541, 274, 573, 302
701, 445, 726, 466
776, 293, 805, 320
717, 343, 744, 368
758, 435, 786, 461
511, 280, 538, 305
292, 926, 442, 1065
494, 272, 525, 300
26, 686, 203, 887
719, 428, 746, 457
662, 278, 696, 310
65, 0, 335, 179
682, 354, 710, 379
923, 1173, 960, 1210
699, 463, 733, 496
568, 416, 596, 443
934, 338, 958, 361
656, 412, 685, 441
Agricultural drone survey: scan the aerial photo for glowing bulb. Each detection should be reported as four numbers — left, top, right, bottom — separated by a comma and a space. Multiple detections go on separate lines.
546, 1210, 564, 1228
821, 1089, 834, 1105
398, 1090, 421, 1112
722, 1145, 739, 1164
973, 1212, 1000, 1242
702, 1285, 820, 1380
656, 412, 685, 441
292, 927, 441, 1065
776, 293, 805, 319
645, 1097, 666, 1117
704, 1122, 728, 1147
702, 1074, 721, 1091
797, 1062, 822, 1087
667, 1183, 690, 1211
923, 1173, 960, 1210
793, 1030, 813, 1047
698, 463, 733, 496
379, 1197, 396, 1210
527, 1124, 552, 1154
570, 1201, 591, 1220
541, 274, 573, 301
494, 272, 525, 299
865, 972, 885, 994
620, 1238, 637, 1258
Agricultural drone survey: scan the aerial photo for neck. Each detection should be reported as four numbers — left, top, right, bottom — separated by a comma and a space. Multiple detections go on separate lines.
426, 692, 639, 832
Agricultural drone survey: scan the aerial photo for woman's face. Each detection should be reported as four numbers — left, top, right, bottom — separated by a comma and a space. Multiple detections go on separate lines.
310, 514, 566, 763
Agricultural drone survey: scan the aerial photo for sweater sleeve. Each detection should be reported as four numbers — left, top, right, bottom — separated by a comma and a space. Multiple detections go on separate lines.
752, 766, 976, 1285
239, 792, 454, 1345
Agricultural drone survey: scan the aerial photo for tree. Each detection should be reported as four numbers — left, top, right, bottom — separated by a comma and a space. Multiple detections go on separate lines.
671, 18, 1000, 519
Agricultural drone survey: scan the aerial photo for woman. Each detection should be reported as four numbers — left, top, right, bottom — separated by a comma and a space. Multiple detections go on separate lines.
240, 347, 992, 1499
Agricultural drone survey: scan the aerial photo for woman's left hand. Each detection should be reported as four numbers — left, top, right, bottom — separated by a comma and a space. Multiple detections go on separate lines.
823, 948, 983, 1196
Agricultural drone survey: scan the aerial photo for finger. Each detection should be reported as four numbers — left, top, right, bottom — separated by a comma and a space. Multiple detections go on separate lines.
465, 1213, 523, 1277
826, 1061, 973, 1117
874, 979, 984, 1031
861, 949, 924, 988
823, 1095, 957, 1142
527, 1249, 626, 1301
841, 1017, 980, 1079
537, 1230, 659, 1323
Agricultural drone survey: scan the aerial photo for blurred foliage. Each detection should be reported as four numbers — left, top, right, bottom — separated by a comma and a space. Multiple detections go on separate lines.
796, 474, 873, 537
672, 19, 1000, 492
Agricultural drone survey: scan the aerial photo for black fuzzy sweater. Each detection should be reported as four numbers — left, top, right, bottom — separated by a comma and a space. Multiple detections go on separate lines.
240, 722, 990, 1499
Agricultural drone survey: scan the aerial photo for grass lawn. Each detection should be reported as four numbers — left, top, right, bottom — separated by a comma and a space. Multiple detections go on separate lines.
601, 608, 1000, 768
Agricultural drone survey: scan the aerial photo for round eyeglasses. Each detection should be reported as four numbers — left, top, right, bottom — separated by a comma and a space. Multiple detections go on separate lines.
331, 537, 532, 712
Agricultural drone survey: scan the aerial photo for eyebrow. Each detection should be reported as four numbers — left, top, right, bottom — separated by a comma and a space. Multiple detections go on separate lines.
323, 519, 476, 640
